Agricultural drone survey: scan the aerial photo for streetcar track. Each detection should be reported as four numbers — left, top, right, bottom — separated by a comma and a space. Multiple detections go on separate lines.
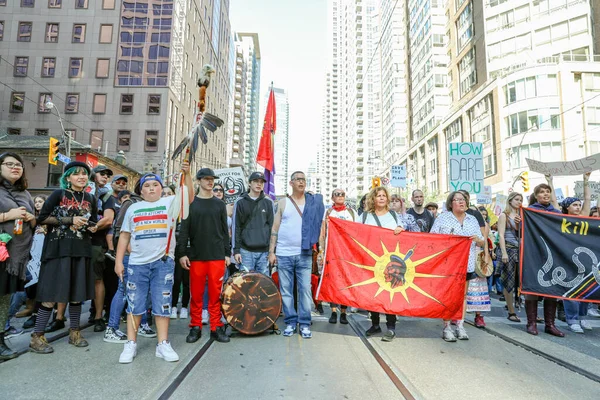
347, 314, 417, 400
465, 319, 600, 384
156, 337, 215, 400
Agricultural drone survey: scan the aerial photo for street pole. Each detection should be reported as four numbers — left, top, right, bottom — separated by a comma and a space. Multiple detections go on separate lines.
46, 100, 72, 159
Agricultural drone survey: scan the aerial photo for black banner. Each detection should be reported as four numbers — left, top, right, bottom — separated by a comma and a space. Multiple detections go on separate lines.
521, 208, 600, 303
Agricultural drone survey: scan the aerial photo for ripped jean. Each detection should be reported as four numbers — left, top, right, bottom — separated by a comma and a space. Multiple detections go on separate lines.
125, 257, 175, 317
108, 256, 148, 329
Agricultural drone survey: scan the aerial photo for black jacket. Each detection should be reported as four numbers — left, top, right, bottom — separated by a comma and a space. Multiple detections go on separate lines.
234, 192, 274, 254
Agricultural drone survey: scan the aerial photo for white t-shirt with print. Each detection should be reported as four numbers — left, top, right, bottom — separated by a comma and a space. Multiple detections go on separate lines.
121, 196, 176, 265
324, 208, 356, 222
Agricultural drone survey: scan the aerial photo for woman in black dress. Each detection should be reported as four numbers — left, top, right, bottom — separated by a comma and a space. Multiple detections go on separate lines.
30, 161, 98, 354
0, 152, 36, 360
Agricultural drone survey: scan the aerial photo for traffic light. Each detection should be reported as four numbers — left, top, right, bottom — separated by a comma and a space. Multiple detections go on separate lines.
49, 137, 60, 165
520, 171, 530, 192
371, 176, 382, 189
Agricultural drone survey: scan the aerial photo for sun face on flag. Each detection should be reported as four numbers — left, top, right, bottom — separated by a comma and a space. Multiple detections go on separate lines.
345, 238, 448, 304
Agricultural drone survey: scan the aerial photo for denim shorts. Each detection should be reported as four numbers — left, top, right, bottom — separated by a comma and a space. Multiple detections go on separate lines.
125, 257, 175, 317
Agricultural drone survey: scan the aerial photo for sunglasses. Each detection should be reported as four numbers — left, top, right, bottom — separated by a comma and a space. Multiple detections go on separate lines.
99, 172, 111, 177
333, 192, 345, 197
213, 188, 224, 193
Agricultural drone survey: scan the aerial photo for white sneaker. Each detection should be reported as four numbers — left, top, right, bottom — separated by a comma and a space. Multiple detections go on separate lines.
456, 325, 469, 340
119, 341, 137, 364
569, 323, 584, 333
180, 307, 189, 319
580, 320, 592, 331
588, 308, 600, 318
442, 326, 457, 342
156, 340, 179, 362
170, 308, 178, 319
202, 309, 209, 325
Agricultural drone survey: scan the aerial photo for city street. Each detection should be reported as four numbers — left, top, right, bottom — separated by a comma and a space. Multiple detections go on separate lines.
2, 296, 599, 400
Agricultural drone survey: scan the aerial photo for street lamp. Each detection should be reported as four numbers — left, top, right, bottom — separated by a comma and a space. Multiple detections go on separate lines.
45, 100, 72, 159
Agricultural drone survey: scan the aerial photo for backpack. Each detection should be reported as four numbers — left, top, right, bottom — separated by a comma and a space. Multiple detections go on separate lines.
326, 207, 356, 222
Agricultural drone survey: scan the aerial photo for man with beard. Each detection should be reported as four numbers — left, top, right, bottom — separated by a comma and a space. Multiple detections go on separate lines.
407, 189, 435, 233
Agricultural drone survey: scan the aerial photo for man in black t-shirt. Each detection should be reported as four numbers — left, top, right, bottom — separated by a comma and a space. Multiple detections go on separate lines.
90, 165, 115, 332
407, 189, 435, 233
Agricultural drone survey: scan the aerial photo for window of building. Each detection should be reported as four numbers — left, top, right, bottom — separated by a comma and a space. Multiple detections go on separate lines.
68, 58, 83, 78
120, 94, 133, 114
47, 163, 62, 187
21, 0, 34, 7
41, 57, 55, 77
65, 93, 79, 113
18, 22, 32, 42
45, 23, 59, 43
99, 24, 113, 43
145, 131, 158, 152
14, 56, 29, 77
65, 129, 76, 140
102, 0, 114, 9
90, 130, 103, 150
35, 129, 49, 136
117, 130, 131, 151
92, 94, 106, 114
456, 2, 473, 51
10, 92, 25, 113
96, 58, 109, 78
38, 93, 52, 113
72, 24, 85, 43
75, 0, 87, 9
49, 0, 61, 8
0, 21, 4, 41
7, 128, 21, 135
148, 94, 160, 114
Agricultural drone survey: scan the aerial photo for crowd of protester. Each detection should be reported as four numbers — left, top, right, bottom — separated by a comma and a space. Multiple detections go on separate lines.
1, 150, 598, 362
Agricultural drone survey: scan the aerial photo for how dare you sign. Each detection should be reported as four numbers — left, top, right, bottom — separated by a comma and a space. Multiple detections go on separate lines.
449, 142, 484, 194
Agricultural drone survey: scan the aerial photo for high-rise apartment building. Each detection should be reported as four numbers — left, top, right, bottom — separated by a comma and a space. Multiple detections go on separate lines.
237, 32, 261, 174
398, 0, 600, 200
271, 87, 289, 194
230, 33, 247, 169
0, 0, 232, 177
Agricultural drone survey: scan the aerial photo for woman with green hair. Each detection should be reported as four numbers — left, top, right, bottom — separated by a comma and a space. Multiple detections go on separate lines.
30, 161, 98, 354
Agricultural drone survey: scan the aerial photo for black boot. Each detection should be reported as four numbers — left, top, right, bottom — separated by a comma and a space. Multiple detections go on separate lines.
23, 314, 36, 330
45, 318, 65, 333
186, 326, 202, 343
329, 312, 337, 324
339, 313, 349, 325
210, 326, 230, 343
0, 332, 18, 361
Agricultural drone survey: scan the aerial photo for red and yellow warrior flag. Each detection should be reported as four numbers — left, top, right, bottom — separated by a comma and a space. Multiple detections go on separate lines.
317, 218, 472, 320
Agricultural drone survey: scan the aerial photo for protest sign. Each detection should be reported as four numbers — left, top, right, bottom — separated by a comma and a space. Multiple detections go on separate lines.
477, 186, 492, 204
493, 193, 507, 216
448, 142, 484, 194
25, 233, 44, 288
214, 167, 247, 204
390, 165, 406, 188
554, 188, 565, 203
575, 181, 600, 201
521, 208, 600, 303
526, 153, 600, 176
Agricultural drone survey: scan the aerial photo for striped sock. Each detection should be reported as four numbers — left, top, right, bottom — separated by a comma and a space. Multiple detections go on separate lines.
69, 303, 82, 330
35, 306, 53, 335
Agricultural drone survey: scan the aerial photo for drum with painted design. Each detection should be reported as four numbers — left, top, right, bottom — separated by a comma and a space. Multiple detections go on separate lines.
221, 272, 282, 335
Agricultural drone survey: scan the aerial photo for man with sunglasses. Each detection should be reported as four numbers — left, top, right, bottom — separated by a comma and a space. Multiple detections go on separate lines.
89, 165, 116, 333
177, 168, 231, 344
233, 172, 274, 276
269, 171, 324, 339
318, 189, 356, 324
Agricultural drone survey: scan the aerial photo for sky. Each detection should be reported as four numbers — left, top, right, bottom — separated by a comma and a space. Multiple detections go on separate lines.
230, 0, 328, 174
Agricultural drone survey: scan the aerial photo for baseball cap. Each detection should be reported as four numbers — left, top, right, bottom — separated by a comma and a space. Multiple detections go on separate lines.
92, 165, 113, 176
249, 171, 267, 182
196, 168, 219, 180
112, 174, 128, 183
117, 190, 132, 201
139, 173, 164, 188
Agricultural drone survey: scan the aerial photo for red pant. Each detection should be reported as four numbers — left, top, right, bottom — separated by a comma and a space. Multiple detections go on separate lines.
189, 260, 225, 330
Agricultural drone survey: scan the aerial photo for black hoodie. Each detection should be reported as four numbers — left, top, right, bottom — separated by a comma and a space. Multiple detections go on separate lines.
233, 192, 274, 254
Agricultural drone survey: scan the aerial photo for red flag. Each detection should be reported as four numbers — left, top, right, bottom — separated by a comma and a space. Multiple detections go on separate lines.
256, 88, 276, 171
318, 218, 472, 320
